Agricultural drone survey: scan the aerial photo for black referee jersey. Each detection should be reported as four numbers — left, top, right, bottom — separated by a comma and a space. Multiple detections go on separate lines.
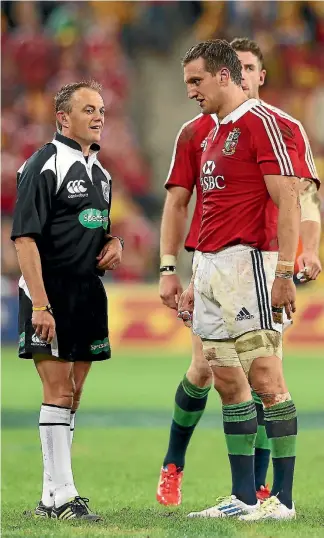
11, 132, 112, 277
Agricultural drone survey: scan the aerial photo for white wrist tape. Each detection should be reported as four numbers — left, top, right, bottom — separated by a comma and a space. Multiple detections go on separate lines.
160, 254, 177, 268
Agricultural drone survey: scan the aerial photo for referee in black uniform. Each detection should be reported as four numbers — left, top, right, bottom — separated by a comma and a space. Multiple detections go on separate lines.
11, 80, 123, 521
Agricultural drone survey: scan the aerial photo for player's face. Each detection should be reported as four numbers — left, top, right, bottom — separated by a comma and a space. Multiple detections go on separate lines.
57, 88, 105, 146
184, 58, 226, 114
236, 51, 266, 99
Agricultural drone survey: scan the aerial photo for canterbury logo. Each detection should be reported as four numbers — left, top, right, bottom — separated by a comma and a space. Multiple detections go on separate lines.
67, 180, 87, 194
31, 333, 47, 345
202, 161, 216, 175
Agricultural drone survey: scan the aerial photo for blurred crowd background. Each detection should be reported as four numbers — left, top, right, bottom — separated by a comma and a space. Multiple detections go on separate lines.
2, 1, 324, 289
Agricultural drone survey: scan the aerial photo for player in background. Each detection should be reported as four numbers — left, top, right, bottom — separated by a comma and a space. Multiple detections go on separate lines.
156, 38, 321, 507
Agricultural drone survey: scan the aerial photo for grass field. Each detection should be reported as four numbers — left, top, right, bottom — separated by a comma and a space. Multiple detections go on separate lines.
2, 346, 324, 537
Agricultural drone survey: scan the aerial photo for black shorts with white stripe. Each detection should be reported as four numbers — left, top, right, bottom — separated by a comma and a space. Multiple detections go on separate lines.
18, 273, 110, 362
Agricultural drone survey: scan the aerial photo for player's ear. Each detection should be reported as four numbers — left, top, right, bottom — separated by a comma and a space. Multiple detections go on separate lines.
220, 68, 230, 85
259, 69, 266, 88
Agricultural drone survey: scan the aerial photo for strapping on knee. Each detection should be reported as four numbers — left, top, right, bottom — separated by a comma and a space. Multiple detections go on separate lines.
234, 330, 283, 375
253, 391, 291, 408
202, 339, 241, 367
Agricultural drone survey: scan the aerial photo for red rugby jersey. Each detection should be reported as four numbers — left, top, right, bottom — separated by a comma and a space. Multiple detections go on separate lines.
165, 101, 319, 253
262, 101, 319, 187
198, 98, 303, 253
260, 101, 320, 254
165, 113, 218, 250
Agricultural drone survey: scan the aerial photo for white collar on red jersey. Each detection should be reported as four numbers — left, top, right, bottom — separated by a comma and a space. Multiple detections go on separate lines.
220, 98, 260, 125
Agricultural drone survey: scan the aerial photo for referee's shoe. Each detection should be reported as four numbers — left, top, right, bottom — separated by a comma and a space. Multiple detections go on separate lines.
51, 496, 102, 521
23, 500, 52, 518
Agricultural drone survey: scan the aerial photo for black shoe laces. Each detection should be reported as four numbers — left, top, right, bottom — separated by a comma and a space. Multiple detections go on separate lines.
70, 496, 91, 515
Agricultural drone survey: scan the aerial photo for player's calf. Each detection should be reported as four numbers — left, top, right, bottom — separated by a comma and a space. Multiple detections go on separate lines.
249, 357, 297, 510
157, 339, 212, 506
252, 391, 271, 493
162, 374, 211, 471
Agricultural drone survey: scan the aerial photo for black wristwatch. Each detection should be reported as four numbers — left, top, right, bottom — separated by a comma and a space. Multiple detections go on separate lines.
106, 235, 124, 250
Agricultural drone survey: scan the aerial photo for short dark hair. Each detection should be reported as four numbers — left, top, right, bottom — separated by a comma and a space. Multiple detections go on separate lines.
230, 37, 265, 69
54, 80, 102, 131
182, 39, 242, 86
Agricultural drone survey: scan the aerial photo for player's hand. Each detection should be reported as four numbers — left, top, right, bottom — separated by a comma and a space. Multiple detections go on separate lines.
297, 251, 322, 282
178, 282, 194, 328
96, 238, 122, 271
32, 310, 56, 344
159, 274, 183, 310
271, 277, 296, 323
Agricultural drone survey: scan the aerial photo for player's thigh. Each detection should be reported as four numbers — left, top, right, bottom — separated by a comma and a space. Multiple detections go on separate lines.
249, 355, 288, 395
190, 332, 208, 366
201, 338, 250, 403
187, 333, 212, 386
242, 331, 287, 397
212, 365, 251, 404
234, 328, 283, 377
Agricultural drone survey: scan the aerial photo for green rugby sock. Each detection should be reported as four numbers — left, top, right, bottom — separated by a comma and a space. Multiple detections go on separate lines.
264, 400, 297, 509
223, 399, 258, 505
252, 391, 270, 489
163, 375, 211, 469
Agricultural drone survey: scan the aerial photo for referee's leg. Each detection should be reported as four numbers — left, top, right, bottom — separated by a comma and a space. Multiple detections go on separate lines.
35, 357, 79, 509
69, 362, 92, 445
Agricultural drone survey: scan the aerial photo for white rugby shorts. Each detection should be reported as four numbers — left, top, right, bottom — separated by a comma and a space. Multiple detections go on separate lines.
192, 245, 285, 340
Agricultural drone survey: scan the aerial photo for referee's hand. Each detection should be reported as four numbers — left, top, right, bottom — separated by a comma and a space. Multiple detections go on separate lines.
96, 238, 122, 271
32, 310, 56, 344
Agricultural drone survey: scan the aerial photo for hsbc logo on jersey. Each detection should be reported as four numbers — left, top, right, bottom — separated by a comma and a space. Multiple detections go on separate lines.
67, 180, 88, 198
202, 161, 216, 175
200, 160, 225, 192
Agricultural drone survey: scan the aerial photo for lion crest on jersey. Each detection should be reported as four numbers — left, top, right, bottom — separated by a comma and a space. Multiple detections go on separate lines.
201, 138, 208, 152
222, 128, 241, 156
